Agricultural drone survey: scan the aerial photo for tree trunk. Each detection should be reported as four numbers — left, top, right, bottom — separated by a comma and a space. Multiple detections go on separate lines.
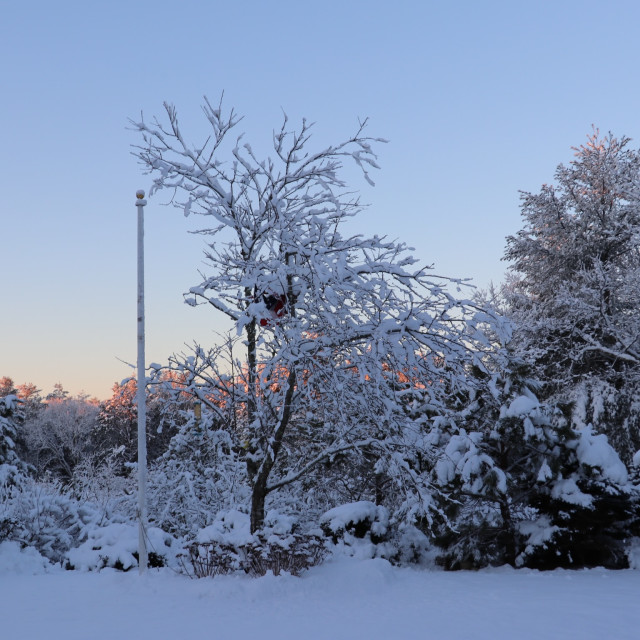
249, 369, 297, 533
245, 302, 257, 427
250, 471, 268, 533
244, 300, 259, 480
499, 498, 517, 566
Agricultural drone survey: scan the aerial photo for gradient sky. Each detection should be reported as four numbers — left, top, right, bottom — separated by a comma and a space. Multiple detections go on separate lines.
3, 0, 640, 400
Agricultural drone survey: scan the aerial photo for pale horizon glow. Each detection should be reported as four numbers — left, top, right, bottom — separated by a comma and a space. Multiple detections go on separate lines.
3, 0, 640, 399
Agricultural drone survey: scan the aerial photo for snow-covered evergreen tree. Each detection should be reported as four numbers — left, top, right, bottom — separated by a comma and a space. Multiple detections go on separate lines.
1, 394, 27, 543
434, 351, 639, 570
0, 395, 27, 487
92, 375, 187, 471
503, 130, 640, 461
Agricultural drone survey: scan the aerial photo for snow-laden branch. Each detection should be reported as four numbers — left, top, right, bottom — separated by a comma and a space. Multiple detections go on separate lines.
266, 438, 378, 493
132, 96, 502, 532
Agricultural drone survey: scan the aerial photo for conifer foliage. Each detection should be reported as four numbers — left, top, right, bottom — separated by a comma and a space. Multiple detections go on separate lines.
504, 130, 640, 461
434, 354, 639, 569
0, 395, 27, 486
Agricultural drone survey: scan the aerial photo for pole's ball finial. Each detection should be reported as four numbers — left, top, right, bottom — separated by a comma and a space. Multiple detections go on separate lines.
136, 190, 146, 199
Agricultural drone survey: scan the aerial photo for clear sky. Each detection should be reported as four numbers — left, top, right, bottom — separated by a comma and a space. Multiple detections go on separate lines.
3, 0, 640, 400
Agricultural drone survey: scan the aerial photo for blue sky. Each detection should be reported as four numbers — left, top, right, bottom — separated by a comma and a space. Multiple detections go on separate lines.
3, 0, 640, 399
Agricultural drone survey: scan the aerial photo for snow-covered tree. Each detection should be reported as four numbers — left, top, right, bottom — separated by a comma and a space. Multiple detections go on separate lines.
434, 351, 639, 570
0, 395, 27, 487
133, 98, 498, 533
0, 379, 43, 460
94, 380, 139, 464
22, 394, 99, 482
147, 408, 248, 537
94, 377, 184, 467
15, 382, 44, 421
0, 377, 16, 398
504, 130, 640, 460
46, 383, 70, 402
1, 394, 28, 542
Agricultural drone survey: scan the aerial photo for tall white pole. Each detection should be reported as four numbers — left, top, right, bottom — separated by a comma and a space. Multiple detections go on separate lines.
135, 189, 149, 574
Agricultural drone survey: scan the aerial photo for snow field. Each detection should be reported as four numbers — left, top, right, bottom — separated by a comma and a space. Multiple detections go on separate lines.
2, 542, 639, 640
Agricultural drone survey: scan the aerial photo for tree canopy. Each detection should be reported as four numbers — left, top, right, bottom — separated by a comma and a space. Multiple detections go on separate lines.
504, 130, 640, 460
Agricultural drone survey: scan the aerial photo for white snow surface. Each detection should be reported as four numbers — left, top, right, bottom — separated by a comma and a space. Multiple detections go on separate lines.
576, 426, 628, 484
2, 541, 640, 640
503, 394, 539, 418
320, 500, 387, 532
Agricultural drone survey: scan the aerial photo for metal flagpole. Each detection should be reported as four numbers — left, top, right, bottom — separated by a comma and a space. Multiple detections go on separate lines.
135, 189, 149, 574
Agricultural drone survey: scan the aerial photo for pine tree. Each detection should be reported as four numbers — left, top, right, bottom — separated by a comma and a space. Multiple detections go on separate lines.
0, 394, 27, 488
503, 130, 640, 461
433, 351, 639, 570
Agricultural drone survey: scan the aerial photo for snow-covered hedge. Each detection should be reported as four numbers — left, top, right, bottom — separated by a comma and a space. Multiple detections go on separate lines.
181, 510, 326, 578
65, 523, 177, 571
318, 501, 434, 565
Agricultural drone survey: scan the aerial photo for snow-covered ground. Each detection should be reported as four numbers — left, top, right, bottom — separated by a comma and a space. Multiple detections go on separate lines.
2, 541, 639, 640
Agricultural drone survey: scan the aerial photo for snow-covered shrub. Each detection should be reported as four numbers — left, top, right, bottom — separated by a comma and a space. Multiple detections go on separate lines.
321, 501, 388, 543
0, 477, 21, 545
518, 426, 640, 570
4, 478, 102, 564
385, 524, 435, 566
317, 501, 436, 565
69, 448, 137, 522
0, 540, 53, 575
434, 358, 640, 570
147, 417, 249, 538
626, 538, 640, 569
65, 522, 177, 571
181, 510, 326, 578
320, 501, 391, 559
0, 513, 18, 542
